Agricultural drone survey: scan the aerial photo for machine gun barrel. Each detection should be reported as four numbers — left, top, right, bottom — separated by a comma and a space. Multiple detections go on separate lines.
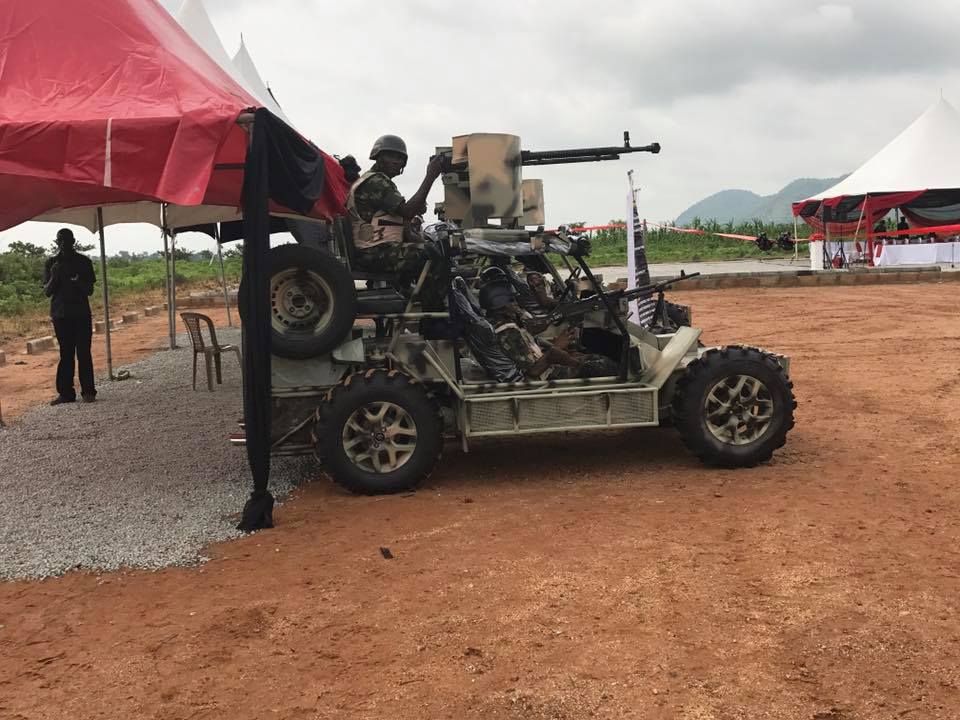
550, 271, 700, 325
520, 131, 660, 167
622, 272, 701, 301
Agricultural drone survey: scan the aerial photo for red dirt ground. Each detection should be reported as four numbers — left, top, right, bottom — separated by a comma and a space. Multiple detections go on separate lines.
1, 283, 959, 720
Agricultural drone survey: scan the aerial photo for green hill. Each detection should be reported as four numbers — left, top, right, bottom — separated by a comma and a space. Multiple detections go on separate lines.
676, 175, 846, 225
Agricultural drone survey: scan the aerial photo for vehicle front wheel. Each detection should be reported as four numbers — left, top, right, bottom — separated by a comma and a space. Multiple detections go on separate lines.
672, 346, 796, 467
312, 370, 443, 494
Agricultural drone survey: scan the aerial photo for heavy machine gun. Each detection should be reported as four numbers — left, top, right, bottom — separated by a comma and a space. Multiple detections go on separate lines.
435, 131, 660, 173
433, 132, 659, 229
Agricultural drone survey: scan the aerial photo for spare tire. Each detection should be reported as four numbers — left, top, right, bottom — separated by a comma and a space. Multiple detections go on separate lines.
267, 244, 357, 359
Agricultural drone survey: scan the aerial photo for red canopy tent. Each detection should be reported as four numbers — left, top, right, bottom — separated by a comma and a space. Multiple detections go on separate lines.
0, 0, 350, 530
0, 0, 347, 229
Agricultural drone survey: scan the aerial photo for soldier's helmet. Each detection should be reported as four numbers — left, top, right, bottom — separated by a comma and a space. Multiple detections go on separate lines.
479, 266, 508, 285
369, 134, 408, 161
479, 279, 516, 312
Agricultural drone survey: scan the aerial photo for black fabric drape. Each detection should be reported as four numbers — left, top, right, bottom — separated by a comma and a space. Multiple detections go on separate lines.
219, 216, 288, 244
172, 223, 218, 239
237, 109, 328, 532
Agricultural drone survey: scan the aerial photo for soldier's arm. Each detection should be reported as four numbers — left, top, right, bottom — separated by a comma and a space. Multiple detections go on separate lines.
531, 284, 558, 309
399, 156, 444, 220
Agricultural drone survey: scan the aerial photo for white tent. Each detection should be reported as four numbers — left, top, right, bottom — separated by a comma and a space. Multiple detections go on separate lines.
804, 98, 960, 202
233, 38, 292, 127
176, 0, 292, 126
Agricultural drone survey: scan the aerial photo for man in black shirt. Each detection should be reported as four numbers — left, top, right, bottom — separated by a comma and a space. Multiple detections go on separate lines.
43, 228, 97, 405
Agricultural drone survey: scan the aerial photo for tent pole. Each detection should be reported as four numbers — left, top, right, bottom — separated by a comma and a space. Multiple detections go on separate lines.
170, 229, 179, 347
161, 206, 177, 349
793, 215, 799, 261
96, 208, 114, 380
215, 225, 233, 327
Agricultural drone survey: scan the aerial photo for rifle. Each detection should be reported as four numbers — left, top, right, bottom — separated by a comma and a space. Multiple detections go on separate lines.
548, 272, 701, 326
436, 131, 660, 172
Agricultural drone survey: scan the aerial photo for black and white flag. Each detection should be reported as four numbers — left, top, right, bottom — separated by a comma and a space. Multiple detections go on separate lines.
626, 172, 656, 326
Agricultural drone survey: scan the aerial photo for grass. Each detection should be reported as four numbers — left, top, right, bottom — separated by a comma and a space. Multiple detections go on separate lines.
0, 253, 241, 344
587, 220, 810, 267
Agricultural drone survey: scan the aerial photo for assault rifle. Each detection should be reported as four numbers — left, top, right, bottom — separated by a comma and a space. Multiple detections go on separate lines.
548, 271, 701, 326
436, 131, 660, 172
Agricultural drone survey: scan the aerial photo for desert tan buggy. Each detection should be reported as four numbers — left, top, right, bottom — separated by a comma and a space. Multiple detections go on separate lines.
235, 133, 796, 494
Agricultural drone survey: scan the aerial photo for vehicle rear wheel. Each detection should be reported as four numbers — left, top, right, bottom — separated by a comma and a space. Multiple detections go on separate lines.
267, 244, 356, 359
672, 346, 796, 467
312, 369, 443, 494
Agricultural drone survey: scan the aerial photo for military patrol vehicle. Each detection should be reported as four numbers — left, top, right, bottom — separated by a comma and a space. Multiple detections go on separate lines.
236, 133, 796, 494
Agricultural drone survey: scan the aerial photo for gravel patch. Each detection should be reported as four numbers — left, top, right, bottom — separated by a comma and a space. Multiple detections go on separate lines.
0, 329, 316, 580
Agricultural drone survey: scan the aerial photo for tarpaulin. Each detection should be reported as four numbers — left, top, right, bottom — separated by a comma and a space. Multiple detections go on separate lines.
0, 0, 347, 231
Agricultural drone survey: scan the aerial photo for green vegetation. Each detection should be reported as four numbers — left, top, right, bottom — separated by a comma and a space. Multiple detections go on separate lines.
586, 218, 811, 266
2, 218, 809, 325
0, 247, 241, 321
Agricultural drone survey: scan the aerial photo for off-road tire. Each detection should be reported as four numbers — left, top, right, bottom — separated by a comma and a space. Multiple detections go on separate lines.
672, 346, 796, 467
312, 369, 443, 494
267, 244, 356, 359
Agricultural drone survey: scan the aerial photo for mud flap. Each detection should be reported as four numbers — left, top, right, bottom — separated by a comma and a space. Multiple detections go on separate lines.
639, 326, 702, 389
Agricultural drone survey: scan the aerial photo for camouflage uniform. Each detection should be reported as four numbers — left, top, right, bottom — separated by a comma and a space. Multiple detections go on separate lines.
352, 173, 405, 226
550, 354, 619, 380
491, 314, 546, 378
492, 313, 618, 380
349, 171, 422, 277
347, 169, 450, 309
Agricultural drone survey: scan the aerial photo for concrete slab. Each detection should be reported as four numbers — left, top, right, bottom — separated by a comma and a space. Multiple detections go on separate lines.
26, 336, 55, 355
121, 312, 139, 324
0, 349, 6, 366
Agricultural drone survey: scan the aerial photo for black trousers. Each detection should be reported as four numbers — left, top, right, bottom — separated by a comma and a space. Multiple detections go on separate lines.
52, 315, 95, 400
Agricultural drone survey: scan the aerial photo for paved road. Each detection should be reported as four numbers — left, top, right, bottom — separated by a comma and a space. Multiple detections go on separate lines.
594, 256, 959, 279
592, 257, 810, 280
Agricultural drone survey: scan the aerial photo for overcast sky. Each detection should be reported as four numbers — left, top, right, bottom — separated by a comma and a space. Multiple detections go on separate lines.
4, 0, 960, 253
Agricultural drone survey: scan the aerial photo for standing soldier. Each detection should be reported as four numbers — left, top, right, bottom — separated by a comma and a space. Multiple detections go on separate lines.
346, 134, 444, 281
43, 228, 97, 405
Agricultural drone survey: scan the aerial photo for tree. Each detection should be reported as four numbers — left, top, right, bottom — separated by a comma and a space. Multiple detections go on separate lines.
6, 241, 47, 257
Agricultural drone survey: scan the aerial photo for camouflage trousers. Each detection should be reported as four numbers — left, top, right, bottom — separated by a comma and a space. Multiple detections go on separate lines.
355, 241, 445, 310
551, 354, 619, 380
354, 241, 423, 277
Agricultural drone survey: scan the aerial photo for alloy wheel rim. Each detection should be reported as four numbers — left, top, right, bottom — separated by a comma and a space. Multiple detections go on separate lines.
342, 401, 418, 473
704, 374, 774, 446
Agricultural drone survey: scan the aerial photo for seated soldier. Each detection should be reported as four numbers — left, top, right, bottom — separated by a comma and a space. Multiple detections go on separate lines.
479, 278, 618, 380
524, 270, 558, 310
346, 134, 444, 282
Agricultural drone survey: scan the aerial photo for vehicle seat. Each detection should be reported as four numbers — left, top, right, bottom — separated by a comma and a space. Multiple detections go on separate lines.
356, 288, 408, 315
450, 278, 523, 384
